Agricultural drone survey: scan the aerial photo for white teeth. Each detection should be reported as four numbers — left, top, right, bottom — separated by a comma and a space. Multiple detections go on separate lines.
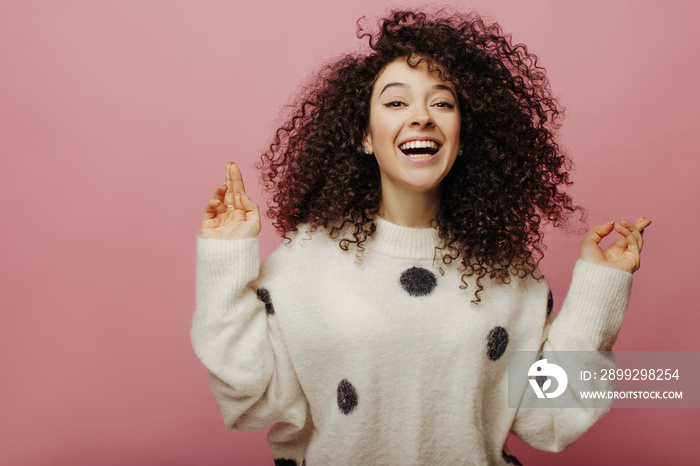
399, 140, 438, 151
398, 140, 440, 158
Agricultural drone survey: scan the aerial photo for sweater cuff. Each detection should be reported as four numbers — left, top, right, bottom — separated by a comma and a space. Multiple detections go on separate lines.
196, 236, 260, 289
553, 260, 633, 351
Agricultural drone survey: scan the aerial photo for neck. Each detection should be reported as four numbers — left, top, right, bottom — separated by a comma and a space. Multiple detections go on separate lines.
377, 183, 441, 228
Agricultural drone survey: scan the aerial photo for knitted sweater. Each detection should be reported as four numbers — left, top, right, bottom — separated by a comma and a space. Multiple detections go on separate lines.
192, 218, 633, 465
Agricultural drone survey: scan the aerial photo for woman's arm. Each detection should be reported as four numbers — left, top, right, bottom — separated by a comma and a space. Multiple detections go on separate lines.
192, 163, 308, 437
510, 216, 652, 451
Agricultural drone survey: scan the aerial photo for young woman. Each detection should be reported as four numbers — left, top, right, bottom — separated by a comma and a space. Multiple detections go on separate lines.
193, 11, 650, 465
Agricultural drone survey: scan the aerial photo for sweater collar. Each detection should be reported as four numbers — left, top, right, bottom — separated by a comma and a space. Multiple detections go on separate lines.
368, 217, 442, 260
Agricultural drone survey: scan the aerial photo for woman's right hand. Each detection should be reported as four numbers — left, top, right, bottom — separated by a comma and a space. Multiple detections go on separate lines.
201, 162, 261, 240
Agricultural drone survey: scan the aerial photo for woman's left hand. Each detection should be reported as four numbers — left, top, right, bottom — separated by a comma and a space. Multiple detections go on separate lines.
580, 216, 652, 273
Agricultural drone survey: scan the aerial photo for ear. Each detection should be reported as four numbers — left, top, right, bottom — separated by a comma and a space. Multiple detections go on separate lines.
362, 132, 374, 155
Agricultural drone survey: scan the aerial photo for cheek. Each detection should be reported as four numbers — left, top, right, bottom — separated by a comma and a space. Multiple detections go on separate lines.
447, 117, 461, 142
370, 116, 401, 146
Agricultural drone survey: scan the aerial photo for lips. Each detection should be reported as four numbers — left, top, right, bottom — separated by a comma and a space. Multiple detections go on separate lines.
398, 139, 441, 159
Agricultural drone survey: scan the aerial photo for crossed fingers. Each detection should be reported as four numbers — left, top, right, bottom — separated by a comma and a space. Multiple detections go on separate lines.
582, 216, 652, 273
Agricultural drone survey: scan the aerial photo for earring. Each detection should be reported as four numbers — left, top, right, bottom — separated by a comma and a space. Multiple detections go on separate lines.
364, 147, 372, 155
458, 149, 463, 156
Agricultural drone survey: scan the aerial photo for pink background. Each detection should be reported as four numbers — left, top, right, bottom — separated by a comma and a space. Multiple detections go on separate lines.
1, 1, 698, 464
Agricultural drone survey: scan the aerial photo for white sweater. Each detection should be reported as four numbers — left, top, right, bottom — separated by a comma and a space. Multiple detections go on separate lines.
192, 218, 633, 465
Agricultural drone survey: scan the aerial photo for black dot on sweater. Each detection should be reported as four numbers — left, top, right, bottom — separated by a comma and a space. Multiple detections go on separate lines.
502, 450, 522, 465
256, 288, 275, 315
399, 267, 437, 296
547, 290, 554, 316
486, 326, 509, 361
337, 379, 358, 415
273, 459, 297, 466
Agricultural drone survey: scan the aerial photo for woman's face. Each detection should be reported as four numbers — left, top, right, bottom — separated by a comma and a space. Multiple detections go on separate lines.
363, 58, 461, 198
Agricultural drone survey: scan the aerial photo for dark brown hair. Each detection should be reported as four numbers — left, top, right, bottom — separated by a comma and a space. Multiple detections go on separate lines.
258, 10, 581, 302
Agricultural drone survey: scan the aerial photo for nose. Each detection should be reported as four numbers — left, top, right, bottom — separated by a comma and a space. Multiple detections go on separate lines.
410, 106, 434, 128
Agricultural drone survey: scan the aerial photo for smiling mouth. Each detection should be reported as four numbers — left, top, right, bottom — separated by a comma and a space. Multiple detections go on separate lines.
398, 140, 441, 159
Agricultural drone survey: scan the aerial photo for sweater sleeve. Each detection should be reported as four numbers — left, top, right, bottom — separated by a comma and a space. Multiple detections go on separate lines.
511, 260, 633, 452
191, 236, 308, 437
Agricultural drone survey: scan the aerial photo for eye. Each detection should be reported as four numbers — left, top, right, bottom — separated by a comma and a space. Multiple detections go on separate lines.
383, 100, 406, 108
433, 100, 455, 109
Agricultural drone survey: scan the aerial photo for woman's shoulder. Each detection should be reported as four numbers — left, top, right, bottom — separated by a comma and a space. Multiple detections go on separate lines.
475, 258, 550, 310
260, 223, 346, 275
272, 223, 340, 253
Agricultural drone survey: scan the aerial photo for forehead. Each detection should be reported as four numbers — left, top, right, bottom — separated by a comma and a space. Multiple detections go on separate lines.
373, 58, 454, 93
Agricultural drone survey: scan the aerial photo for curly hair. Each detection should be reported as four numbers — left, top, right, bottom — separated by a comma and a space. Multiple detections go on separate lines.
258, 10, 581, 302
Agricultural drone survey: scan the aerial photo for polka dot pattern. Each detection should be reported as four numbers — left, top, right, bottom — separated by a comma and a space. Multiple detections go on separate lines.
337, 379, 358, 415
399, 267, 437, 296
486, 326, 509, 361
256, 288, 275, 315
547, 290, 553, 316
273, 459, 297, 466
502, 450, 522, 465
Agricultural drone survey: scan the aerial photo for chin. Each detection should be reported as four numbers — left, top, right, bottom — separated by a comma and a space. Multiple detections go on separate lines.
399, 169, 449, 190
401, 178, 445, 193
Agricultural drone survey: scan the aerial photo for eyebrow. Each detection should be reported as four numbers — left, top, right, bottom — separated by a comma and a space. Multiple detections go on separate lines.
379, 82, 456, 97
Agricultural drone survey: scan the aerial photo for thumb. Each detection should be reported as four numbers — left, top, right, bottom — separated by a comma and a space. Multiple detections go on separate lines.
240, 192, 261, 222
239, 191, 257, 210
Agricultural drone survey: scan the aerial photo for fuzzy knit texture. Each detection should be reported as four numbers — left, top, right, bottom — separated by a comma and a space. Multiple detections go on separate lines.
192, 218, 634, 465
